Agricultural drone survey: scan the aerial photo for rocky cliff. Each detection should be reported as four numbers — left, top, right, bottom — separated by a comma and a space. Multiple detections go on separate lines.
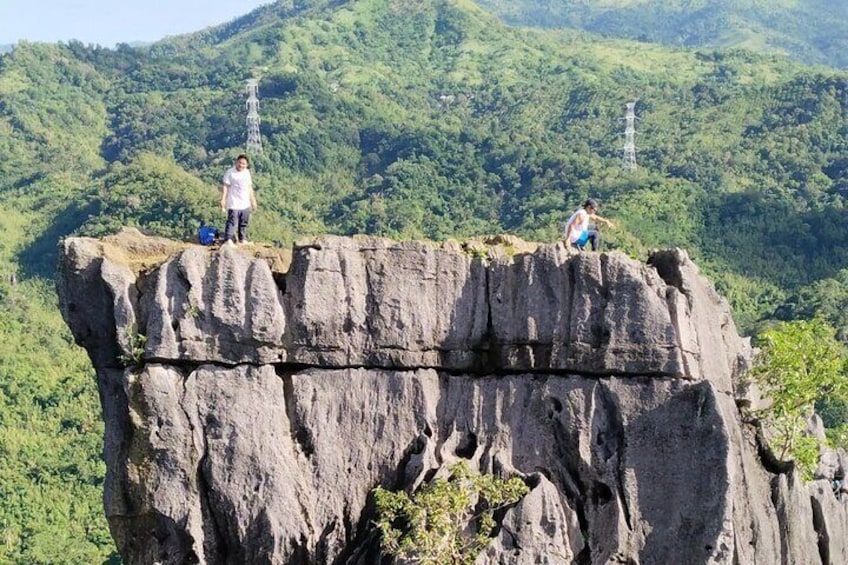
57, 229, 848, 564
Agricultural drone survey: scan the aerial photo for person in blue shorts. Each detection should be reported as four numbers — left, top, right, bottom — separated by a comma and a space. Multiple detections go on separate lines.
563, 198, 615, 251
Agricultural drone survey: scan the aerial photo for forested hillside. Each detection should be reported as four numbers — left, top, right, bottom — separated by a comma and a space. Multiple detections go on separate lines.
0, 0, 847, 561
474, 0, 848, 69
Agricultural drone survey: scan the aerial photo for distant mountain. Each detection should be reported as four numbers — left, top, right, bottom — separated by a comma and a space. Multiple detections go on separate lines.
1, 0, 845, 316
0, 44, 12, 54
159, 0, 347, 47
473, 0, 848, 68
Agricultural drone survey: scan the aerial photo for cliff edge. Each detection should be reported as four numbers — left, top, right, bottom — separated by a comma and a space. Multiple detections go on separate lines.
56, 229, 848, 564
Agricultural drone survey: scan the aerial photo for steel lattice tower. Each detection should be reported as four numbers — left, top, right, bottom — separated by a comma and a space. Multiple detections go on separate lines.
245, 79, 263, 155
622, 101, 637, 172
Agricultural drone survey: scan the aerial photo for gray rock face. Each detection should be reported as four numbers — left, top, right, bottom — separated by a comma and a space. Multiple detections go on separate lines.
285, 237, 489, 369
56, 233, 848, 564
141, 246, 287, 364
489, 248, 686, 377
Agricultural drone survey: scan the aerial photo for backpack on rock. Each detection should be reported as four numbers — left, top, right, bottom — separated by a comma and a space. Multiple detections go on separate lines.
198, 224, 219, 246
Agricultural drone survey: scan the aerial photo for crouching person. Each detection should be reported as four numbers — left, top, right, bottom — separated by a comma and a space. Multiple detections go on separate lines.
563, 198, 615, 251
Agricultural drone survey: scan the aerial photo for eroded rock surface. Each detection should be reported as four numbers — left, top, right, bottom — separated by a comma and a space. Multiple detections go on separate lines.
56, 232, 848, 564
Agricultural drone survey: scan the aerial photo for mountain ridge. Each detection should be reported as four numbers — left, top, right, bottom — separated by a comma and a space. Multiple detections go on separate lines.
474, 0, 848, 68
1, 0, 845, 322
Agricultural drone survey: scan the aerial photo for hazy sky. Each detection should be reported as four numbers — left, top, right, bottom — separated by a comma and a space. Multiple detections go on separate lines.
0, 0, 275, 47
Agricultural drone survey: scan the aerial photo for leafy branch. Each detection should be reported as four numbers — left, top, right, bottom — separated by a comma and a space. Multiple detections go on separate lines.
750, 318, 848, 479
373, 461, 529, 565
118, 326, 147, 366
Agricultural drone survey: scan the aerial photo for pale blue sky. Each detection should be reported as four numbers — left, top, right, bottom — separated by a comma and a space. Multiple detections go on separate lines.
0, 0, 275, 47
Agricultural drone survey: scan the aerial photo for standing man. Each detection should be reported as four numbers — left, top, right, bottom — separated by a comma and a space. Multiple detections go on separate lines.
563, 198, 615, 251
221, 154, 257, 245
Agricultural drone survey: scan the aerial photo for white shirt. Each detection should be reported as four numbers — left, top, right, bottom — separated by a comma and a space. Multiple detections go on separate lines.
565, 208, 589, 243
222, 167, 253, 210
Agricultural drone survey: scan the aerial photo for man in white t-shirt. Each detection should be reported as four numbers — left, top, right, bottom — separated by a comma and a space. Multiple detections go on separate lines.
563, 198, 615, 251
220, 154, 258, 245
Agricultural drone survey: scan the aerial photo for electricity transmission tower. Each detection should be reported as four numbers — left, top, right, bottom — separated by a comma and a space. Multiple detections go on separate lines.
622, 101, 637, 172
245, 79, 263, 155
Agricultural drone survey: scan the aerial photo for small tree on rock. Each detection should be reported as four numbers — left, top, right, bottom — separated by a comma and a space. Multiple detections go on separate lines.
751, 318, 848, 479
373, 461, 529, 565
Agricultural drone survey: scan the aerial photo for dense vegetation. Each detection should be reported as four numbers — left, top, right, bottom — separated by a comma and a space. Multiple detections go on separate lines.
0, 0, 846, 561
0, 228, 116, 561
750, 319, 848, 481
474, 0, 848, 69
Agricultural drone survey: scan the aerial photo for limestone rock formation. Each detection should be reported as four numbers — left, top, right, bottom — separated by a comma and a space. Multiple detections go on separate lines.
56, 231, 848, 564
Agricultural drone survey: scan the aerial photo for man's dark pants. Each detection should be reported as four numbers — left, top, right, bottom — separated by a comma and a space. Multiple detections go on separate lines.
224, 208, 251, 243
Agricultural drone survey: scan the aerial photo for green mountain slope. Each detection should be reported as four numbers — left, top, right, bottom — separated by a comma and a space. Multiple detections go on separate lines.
0, 1, 847, 559
1, 0, 845, 316
129, 0, 847, 312
474, 0, 848, 69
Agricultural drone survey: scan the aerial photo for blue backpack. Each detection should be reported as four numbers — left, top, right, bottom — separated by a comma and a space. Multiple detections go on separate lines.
198, 225, 219, 246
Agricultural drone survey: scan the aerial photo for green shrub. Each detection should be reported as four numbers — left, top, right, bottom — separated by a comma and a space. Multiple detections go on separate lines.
751, 318, 848, 479
373, 461, 529, 565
